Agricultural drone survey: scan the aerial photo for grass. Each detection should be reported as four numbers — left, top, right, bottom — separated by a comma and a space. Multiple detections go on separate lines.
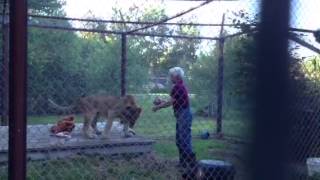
0, 154, 180, 180
0, 138, 233, 180
154, 139, 228, 160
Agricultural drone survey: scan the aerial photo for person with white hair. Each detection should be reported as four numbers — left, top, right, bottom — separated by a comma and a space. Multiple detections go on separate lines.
152, 67, 197, 179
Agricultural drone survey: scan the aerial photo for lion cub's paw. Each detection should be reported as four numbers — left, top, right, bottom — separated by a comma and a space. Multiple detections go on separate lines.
124, 131, 135, 138
85, 133, 98, 139
95, 130, 102, 135
123, 134, 132, 138
128, 129, 136, 135
101, 133, 110, 139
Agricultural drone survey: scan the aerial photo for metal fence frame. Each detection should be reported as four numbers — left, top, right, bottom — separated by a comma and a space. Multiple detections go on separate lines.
8, 0, 28, 179
4, 0, 320, 179
2, 0, 254, 137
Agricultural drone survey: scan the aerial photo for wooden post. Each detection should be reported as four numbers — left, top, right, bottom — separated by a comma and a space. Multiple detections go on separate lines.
216, 14, 225, 138
1, 19, 9, 126
252, 0, 290, 179
8, 0, 28, 179
121, 34, 127, 96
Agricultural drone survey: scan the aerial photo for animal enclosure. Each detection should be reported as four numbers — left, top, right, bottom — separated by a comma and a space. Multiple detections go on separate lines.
1, 0, 320, 179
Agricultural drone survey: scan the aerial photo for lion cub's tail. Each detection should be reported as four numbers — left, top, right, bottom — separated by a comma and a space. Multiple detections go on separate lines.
48, 99, 76, 114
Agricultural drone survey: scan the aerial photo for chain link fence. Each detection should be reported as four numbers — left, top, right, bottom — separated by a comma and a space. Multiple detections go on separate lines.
286, 0, 320, 179
1, 0, 320, 179
5, 1, 254, 179
0, 0, 9, 178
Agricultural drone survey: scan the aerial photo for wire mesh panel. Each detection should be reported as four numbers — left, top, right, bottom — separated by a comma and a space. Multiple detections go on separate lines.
0, 0, 266, 179
287, 57, 320, 179
0, 0, 9, 179
285, 0, 320, 179
2, 0, 320, 179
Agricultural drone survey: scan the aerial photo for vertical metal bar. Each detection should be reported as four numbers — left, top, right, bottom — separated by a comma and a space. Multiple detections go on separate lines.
1, 21, 9, 126
8, 0, 28, 179
252, 0, 290, 179
121, 34, 127, 96
216, 14, 225, 137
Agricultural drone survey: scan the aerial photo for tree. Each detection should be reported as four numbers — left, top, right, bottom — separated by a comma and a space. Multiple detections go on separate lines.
189, 50, 218, 106
190, 10, 258, 112
27, 28, 82, 114
107, 4, 201, 91
28, 0, 66, 15
27, 0, 80, 114
190, 35, 257, 111
159, 22, 201, 73
23, 2, 206, 114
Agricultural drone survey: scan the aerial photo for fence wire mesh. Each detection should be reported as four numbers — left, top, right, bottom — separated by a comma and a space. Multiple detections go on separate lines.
0, 0, 319, 179
7, 0, 253, 179
0, 0, 8, 178
286, 0, 320, 180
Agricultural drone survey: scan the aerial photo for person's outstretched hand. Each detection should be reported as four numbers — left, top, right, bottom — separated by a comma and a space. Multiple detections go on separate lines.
152, 106, 160, 112
152, 97, 163, 112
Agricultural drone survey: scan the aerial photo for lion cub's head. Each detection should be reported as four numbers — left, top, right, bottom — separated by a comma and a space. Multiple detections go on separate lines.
121, 95, 142, 128
123, 106, 142, 128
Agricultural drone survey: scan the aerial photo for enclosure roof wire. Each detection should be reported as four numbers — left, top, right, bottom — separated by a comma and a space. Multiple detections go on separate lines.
29, 23, 220, 40
126, 0, 214, 34
29, 14, 242, 27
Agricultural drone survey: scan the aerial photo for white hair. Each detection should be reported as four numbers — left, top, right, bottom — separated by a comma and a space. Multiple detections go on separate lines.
169, 67, 185, 79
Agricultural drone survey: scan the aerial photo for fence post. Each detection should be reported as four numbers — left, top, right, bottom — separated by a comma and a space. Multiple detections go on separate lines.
121, 33, 127, 96
1, 18, 9, 126
8, 0, 28, 179
216, 14, 225, 138
252, 0, 290, 179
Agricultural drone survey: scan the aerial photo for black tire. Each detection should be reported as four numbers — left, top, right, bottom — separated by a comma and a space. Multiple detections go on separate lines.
198, 160, 236, 180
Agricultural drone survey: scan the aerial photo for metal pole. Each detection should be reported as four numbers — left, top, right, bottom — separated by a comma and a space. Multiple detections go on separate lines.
127, 0, 214, 34
252, 0, 290, 179
8, 0, 28, 179
216, 14, 225, 137
121, 34, 127, 96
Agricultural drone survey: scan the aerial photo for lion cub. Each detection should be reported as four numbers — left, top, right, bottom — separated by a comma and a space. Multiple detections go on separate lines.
49, 95, 142, 139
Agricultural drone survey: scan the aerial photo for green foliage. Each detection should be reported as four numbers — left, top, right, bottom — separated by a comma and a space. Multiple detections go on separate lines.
24, 2, 249, 117
288, 56, 320, 162
224, 36, 257, 100
190, 36, 257, 110
189, 51, 218, 104
189, 9, 258, 111
109, 5, 201, 76
27, 28, 83, 114
28, 0, 66, 15
290, 56, 320, 104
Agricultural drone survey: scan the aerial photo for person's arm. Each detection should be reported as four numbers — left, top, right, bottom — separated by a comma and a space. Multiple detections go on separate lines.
152, 98, 174, 112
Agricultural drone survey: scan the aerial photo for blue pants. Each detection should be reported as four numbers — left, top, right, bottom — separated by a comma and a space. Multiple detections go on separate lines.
175, 107, 194, 164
